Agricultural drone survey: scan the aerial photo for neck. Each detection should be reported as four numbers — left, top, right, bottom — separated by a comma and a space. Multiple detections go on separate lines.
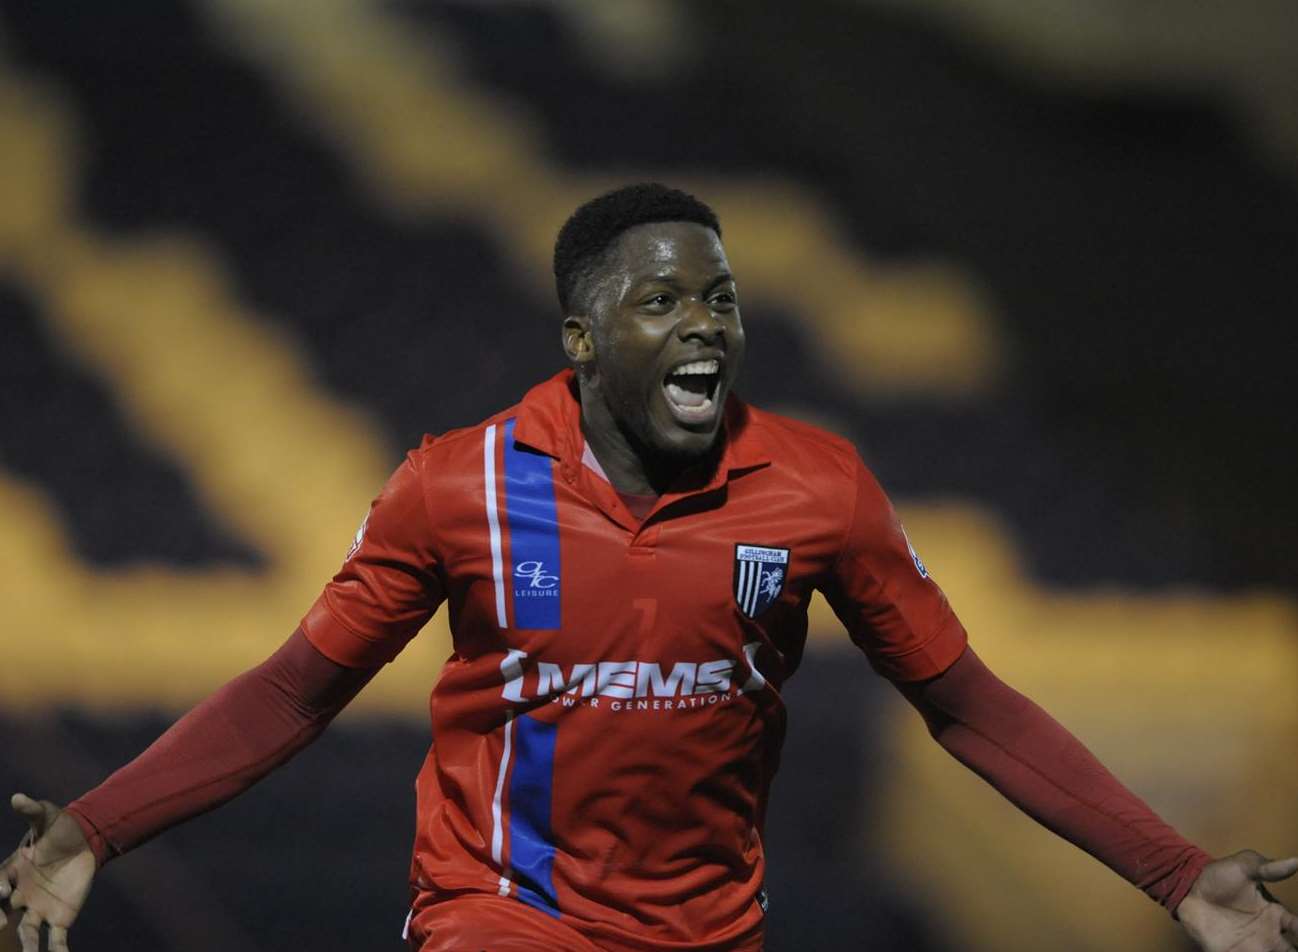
577, 379, 706, 496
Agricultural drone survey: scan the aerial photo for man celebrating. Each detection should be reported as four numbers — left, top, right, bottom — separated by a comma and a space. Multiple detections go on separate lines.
2, 184, 1295, 951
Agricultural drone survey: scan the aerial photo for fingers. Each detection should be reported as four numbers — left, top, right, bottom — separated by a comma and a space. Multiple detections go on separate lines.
8, 796, 40, 822
16, 910, 41, 952
0, 860, 13, 928
8, 796, 47, 843
49, 924, 71, 952
1257, 904, 1298, 952
1282, 909, 1298, 944
1258, 857, 1298, 882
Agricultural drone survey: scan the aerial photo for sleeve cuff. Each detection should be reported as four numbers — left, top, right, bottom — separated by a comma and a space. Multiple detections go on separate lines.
1166, 848, 1214, 918
63, 802, 114, 869
870, 616, 969, 683
299, 596, 402, 669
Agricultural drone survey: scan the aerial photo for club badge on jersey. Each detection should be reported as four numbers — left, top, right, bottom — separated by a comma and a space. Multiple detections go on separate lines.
733, 544, 789, 618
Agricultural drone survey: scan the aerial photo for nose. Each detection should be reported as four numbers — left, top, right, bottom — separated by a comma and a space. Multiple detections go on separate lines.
676, 298, 725, 343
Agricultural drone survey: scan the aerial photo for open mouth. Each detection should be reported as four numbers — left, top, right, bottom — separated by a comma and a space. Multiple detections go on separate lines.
662, 358, 722, 424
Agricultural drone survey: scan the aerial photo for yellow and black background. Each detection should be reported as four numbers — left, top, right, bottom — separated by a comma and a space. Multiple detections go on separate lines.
1, 2, 1296, 950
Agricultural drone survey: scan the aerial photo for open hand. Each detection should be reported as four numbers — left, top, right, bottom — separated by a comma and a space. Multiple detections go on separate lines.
0, 794, 95, 952
1177, 850, 1298, 952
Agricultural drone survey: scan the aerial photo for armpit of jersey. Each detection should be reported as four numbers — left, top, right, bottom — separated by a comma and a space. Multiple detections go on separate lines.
820, 457, 967, 682
301, 449, 445, 668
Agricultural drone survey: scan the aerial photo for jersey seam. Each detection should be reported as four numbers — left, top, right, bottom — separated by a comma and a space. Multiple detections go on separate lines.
315, 589, 387, 655
942, 703, 1203, 893
875, 614, 962, 663
410, 447, 445, 586
828, 459, 864, 584
99, 718, 326, 843
973, 722, 1189, 846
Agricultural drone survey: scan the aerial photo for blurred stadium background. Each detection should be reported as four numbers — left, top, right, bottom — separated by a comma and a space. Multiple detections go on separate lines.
1, 1, 1296, 949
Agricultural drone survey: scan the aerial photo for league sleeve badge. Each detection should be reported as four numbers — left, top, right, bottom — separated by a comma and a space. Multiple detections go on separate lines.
734, 544, 790, 618
901, 527, 928, 578
345, 514, 369, 561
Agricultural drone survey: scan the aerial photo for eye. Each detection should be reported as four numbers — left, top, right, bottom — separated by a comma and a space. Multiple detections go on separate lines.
642, 293, 675, 311
710, 290, 737, 311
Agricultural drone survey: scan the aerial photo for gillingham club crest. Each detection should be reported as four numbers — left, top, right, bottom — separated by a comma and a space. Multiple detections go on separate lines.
733, 544, 790, 618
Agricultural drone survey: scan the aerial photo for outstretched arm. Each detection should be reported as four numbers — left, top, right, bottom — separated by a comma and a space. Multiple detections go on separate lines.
0, 628, 377, 951
64, 626, 377, 864
1, 444, 441, 952
896, 646, 1297, 950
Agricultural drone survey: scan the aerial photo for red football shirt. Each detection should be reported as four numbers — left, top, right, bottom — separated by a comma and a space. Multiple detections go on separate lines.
300, 370, 967, 951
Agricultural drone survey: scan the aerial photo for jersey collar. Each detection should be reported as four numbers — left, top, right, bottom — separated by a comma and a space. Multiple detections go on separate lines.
511, 369, 770, 489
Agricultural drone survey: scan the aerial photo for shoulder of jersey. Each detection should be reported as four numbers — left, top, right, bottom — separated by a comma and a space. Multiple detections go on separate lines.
743, 403, 859, 483
403, 402, 524, 468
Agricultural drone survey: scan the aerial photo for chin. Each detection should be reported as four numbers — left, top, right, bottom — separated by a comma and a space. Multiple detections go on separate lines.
647, 422, 721, 461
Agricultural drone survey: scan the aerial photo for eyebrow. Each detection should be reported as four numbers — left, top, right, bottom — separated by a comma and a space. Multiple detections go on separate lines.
633, 271, 734, 292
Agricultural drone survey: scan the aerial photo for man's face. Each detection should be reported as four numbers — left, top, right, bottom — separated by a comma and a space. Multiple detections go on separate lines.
579, 221, 745, 460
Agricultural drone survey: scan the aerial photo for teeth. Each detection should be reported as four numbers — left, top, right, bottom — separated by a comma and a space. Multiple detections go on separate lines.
670, 359, 719, 376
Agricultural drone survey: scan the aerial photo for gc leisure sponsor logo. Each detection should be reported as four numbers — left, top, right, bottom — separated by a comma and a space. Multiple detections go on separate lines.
499, 643, 768, 713
514, 560, 559, 597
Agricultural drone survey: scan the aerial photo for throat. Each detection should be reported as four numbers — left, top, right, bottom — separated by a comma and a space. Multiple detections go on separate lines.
616, 490, 658, 521
577, 378, 722, 495
582, 420, 703, 495
580, 415, 666, 495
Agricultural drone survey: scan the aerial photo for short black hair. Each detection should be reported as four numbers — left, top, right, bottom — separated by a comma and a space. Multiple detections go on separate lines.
553, 183, 721, 315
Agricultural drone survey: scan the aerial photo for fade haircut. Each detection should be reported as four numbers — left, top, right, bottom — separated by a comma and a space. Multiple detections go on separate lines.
553, 183, 721, 315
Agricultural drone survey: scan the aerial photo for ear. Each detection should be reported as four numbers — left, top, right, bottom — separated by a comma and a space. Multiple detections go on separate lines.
562, 314, 595, 365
